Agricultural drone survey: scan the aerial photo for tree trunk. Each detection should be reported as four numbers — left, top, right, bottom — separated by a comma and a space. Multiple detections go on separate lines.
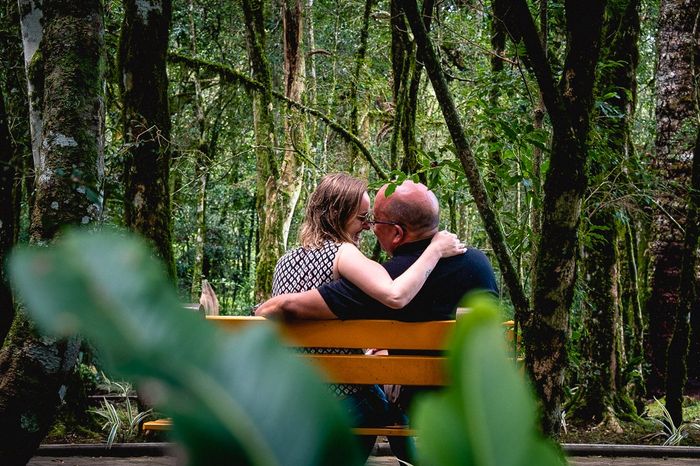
645, 0, 700, 396
17, 0, 43, 173
391, 0, 433, 177
119, 0, 176, 280
348, 0, 375, 168
242, 0, 281, 302
665, 127, 700, 426
576, 0, 641, 422
0, 0, 104, 462
280, 0, 306, 247
186, 0, 208, 301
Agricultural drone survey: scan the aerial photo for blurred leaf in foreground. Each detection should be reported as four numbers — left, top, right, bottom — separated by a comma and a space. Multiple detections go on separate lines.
414, 296, 566, 466
9, 229, 361, 466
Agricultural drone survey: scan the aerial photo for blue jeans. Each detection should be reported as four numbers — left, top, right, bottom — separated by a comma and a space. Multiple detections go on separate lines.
342, 384, 391, 460
343, 385, 417, 463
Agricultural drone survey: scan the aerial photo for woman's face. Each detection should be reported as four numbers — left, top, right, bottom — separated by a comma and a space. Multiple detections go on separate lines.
344, 192, 371, 245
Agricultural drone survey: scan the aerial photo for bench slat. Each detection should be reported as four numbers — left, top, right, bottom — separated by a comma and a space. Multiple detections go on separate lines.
305, 354, 446, 385
207, 316, 453, 350
143, 418, 416, 437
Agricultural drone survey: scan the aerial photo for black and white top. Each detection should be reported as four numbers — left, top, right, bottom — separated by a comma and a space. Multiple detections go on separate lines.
272, 240, 363, 397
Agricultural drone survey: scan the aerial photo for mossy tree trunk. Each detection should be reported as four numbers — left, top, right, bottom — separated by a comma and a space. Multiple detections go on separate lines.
645, 0, 700, 396
665, 126, 700, 426
499, 0, 607, 434
280, 0, 306, 247
390, 0, 432, 177
0, 0, 104, 463
242, 0, 281, 302
576, 0, 641, 423
347, 0, 375, 169
119, 0, 176, 281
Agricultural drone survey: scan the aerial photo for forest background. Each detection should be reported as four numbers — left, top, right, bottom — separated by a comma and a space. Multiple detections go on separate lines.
0, 0, 699, 461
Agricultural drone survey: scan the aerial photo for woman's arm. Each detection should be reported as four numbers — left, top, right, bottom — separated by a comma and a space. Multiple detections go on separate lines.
336, 231, 465, 309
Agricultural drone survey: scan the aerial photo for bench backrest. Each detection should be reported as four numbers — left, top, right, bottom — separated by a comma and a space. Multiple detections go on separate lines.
206, 316, 516, 387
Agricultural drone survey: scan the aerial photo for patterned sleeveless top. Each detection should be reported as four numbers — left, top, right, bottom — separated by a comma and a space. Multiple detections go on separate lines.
272, 240, 362, 397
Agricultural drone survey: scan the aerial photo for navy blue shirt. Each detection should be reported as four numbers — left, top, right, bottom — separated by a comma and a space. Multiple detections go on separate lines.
318, 238, 498, 321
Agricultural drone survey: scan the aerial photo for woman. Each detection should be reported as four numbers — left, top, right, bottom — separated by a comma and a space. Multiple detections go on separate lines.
268, 172, 463, 459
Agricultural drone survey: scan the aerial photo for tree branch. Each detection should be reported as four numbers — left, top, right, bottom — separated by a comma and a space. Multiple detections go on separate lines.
168, 52, 388, 179
500, 0, 569, 133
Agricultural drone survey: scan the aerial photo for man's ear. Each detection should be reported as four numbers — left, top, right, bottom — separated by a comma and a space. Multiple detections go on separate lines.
391, 225, 405, 248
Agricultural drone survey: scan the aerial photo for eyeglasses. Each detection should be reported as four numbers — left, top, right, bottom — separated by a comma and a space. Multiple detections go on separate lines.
359, 213, 403, 228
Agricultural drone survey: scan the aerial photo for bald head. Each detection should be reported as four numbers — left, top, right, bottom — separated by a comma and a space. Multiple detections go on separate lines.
375, 180, 440, 240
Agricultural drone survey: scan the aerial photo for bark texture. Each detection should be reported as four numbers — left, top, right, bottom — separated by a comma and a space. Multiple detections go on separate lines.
645, 0, 700, 395
665, 127, 700, 425
119, 0, 176, 280
242, 0, 280, 301
576, 0, 641, 422
0, 0, 103, 462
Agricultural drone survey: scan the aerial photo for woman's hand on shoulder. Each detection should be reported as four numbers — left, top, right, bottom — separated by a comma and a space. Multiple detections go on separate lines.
429, 230, 467, 258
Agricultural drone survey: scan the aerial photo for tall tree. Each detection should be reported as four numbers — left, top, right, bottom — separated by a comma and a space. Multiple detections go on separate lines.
186, 0, 210, 301
659, 0, 700, 423
390, 0, 433, 176
576, 0, 641, 423
119, 0, 176, 280
645, 0, 700, 395
665, 127, 700, 426
242, 0, 281, 301
0, 0, 104, 462
279, 0, 306, 246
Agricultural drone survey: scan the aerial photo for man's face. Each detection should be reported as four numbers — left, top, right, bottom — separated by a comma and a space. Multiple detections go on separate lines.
371, 192, 400, 255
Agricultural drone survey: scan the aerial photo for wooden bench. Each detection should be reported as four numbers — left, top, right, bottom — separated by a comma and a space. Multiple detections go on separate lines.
143, 315, 517, 437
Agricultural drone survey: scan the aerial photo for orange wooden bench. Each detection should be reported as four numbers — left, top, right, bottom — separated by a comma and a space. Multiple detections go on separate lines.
143, 315, 517, 437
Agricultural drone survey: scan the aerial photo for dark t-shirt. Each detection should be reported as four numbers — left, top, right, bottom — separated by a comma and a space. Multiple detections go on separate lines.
318, 238, 498, 321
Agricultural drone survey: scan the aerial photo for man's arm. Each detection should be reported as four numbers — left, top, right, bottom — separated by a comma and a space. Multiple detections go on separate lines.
255, 289, 337, 320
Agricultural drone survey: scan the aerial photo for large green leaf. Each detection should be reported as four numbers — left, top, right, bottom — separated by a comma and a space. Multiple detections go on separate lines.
9, 229, 361, 466
414, 297, 565, 466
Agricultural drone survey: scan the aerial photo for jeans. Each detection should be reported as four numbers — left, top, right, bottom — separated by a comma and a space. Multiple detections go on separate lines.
342, 384, 391, 461
343, 385, 420, 463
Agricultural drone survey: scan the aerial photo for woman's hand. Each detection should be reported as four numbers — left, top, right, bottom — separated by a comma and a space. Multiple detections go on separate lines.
429, 230, 467, 258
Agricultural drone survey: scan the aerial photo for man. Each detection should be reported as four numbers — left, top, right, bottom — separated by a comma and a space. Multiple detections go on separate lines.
255, 180, 498, 320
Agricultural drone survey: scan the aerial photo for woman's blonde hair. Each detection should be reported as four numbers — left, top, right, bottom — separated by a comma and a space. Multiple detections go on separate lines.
299, 173, 368, 248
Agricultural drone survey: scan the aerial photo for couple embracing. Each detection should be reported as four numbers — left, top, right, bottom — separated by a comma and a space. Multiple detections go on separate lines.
256, 173, 498, 462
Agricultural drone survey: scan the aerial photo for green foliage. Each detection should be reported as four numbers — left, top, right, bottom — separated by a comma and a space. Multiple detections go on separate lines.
9, 229, 361, 466
414, 297, 565, 466
647, 398, 700, 446
90, 379, 152, 447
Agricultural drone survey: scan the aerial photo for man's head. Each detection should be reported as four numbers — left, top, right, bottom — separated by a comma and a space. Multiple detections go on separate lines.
371, 180, 440, 255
